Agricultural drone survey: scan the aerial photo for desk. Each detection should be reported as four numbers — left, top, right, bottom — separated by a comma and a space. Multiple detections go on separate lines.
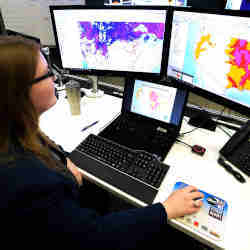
40, 91, 250, 250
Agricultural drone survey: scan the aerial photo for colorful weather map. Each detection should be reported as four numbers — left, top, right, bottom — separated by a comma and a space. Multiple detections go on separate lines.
168, 12, 250, 108
105, 0, 187, 6
131, 80, 176, 123
193, 33, 250, 106
78, 21, 165, 73
194, 35, 250, 92
225, 38, 250, 91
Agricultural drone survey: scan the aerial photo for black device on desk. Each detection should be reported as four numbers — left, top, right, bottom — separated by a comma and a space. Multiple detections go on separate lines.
220, 120, 250, 177
69, 78, 188, 204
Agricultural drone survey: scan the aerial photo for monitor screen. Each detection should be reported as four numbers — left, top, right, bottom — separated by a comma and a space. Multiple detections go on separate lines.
130, 79, 178, 124
166, 8, 250, 117
104, 0, 187, 6
50, 6, 168, 79
122, 78, 188, 126
225, 0, 250, 10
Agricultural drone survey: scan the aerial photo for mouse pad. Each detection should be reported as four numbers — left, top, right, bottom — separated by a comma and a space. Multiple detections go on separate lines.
172, 182, 228, 241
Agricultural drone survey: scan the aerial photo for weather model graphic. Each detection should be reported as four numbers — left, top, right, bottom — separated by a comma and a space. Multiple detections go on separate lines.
192, 32, 250, 106
131, 80, 176, 123
78, 21, 165, 73
195, 34, 250, 92
225, 38, 250, 91
168, 12, 250, 108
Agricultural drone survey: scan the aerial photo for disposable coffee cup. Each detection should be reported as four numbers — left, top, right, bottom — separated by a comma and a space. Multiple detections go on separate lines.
65, 80, 81, 115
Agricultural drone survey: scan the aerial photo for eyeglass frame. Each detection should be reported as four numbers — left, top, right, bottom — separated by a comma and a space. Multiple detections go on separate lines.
30, 65, 56, 85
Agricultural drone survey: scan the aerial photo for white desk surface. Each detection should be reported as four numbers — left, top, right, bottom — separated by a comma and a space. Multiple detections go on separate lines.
40, 91, 250, 250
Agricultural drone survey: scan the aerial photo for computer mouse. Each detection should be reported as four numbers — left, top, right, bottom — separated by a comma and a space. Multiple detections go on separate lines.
191, 145, 206, 156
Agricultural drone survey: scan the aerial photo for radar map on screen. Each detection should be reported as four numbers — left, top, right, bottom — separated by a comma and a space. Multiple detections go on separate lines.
78, 21, 165, 72
168, 12, 250, 108
105, 0, 187, 6
131, 80, 177, 123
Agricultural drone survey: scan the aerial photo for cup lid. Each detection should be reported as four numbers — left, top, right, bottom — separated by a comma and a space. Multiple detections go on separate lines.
65, 80, 80, 89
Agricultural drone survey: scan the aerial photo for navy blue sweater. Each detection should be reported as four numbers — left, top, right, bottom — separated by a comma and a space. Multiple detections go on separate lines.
0, 155, 168, 249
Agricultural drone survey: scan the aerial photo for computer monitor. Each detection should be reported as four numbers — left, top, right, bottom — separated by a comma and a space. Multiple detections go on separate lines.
50, 5, 169, 80
5, 29, 41, 44
166, 8, 250, 123
187, 0, 226, 9
86, 0, 104, 5
104, 0, 187, 6
225, 0, 250, 10
0, 9, 6, 35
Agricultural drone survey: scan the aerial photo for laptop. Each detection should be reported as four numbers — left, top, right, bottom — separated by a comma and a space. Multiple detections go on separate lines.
99, 78, 188, 161
69, 78, 188, 205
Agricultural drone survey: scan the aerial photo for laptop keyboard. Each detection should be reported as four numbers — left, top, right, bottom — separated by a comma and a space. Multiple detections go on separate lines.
75, 134, 169, 188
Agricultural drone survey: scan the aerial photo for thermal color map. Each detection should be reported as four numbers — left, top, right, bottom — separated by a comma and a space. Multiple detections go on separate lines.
180, 22, 250, 107
106, 0, 186, 6
225, 38, 250, 91
78, 21, 164, 72
131, 81, 175, 123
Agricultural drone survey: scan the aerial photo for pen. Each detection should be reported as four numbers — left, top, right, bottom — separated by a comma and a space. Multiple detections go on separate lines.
81, 120, 99, 132
217, 157, 246, 183
112, 91, 123, 97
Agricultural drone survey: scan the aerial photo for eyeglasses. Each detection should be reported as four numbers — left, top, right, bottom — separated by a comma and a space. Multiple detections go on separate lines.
30, 67, 56, 85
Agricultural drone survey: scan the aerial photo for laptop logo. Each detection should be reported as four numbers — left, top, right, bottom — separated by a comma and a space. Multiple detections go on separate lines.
156, 127, 168, 133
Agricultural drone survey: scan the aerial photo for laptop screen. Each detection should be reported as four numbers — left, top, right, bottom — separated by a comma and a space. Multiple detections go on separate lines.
125, 79, 187, 126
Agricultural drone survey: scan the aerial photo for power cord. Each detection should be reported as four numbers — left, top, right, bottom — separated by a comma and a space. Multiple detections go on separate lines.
176, 139, 206, 156
176, 138, 192, 149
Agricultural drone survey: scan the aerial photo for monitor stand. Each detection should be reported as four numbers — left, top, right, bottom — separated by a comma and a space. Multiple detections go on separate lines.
188, 110, 217, 131
85, 75, 104, 98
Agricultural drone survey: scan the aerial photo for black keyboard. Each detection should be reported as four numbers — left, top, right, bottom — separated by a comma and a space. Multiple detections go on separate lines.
75, 134, 169, 188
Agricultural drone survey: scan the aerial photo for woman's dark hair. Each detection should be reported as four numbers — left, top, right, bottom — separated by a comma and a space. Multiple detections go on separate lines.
0, 35, 66, 173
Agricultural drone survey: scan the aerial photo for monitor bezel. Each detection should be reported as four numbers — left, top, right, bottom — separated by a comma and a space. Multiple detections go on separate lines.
49, 5, 170, 81
0, 9, 6, 35
166, 7, 250, 118
121, 77, 189, 132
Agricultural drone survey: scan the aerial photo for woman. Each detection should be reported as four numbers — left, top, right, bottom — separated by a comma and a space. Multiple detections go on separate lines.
0, 36, 203, 249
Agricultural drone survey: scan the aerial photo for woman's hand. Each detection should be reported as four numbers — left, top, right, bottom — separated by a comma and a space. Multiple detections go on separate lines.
66, 158, 83, 186
162, 185, 204, 219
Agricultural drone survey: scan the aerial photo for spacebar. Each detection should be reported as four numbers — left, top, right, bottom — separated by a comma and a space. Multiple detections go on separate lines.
69, 150, 157, 204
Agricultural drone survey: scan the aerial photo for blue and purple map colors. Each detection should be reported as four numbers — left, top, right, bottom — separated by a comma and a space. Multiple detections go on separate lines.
78, 21, 165, 72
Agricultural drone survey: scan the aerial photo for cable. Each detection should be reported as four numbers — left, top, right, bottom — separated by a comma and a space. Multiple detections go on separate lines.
176, 138, 206, 156
179, 125, 200, 136
214, 107, 226, 123
217, 125, 233, 137
176, 138, 192, 148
